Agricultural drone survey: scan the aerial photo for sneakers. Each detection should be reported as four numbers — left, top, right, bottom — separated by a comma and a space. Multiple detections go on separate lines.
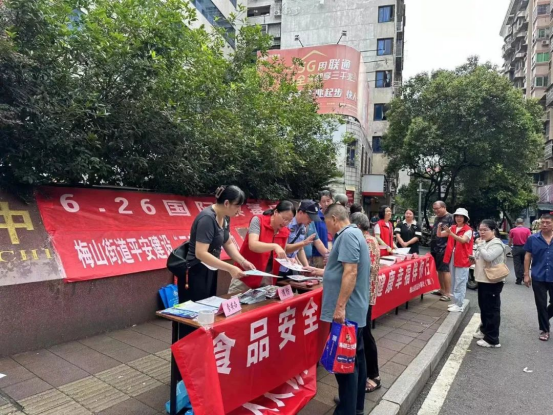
476, 339, 501, 348
448, 305, 464, 312
473, 330, 485, 340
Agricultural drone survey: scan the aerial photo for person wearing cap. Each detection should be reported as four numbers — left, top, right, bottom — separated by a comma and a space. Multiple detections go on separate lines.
279, 200, 329, 275
442, 208, 474, 312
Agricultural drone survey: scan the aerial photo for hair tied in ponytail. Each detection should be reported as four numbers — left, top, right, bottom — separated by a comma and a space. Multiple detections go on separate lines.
215, 185, 226, 199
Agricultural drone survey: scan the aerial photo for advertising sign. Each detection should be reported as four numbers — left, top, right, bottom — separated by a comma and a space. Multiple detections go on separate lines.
265, 45, 370, 135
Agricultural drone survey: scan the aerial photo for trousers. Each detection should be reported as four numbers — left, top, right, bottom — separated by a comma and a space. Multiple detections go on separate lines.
531, 280, 553, 332
334, 328, 366, 415
512, 246, 526, 282
478, 282, 503, 345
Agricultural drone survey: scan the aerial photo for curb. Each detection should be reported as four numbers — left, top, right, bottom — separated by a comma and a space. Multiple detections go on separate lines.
369, 299, 470, 415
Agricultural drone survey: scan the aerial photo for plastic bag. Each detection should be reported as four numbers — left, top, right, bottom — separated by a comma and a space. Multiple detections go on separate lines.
165, 380, 192, 414
159, 284, 179, 309
320, 320, 358, 374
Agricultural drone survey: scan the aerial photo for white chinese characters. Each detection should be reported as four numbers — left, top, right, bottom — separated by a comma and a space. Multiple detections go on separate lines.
247, 318, 270, 367
278, 307, 296, 349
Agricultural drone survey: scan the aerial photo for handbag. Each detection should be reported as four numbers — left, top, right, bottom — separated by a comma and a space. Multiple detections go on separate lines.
483, 244, 509, 281
320, 320, 358, 374
167, 241, 190, 289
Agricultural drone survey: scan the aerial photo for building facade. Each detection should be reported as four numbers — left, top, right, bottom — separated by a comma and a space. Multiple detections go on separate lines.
190, 0, 246, 49
501, 0, 553, 215
246, 0, 406, 212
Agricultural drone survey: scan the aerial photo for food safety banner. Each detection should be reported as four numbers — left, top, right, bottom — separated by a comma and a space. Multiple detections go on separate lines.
35, 186, 274, 282
372, 254, 440, 319
171, 289, 328, 415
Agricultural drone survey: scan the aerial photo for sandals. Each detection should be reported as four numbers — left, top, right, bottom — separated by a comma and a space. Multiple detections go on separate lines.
365, 377, 381, 393
439, 295, 451, 302
431, 290, 443, 296
539, 331, 550, 341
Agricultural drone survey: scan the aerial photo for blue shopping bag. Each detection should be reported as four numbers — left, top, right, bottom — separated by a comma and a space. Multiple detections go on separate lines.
165, 380, 192, 414
320, 320, 358, 374
159, 284, 179, 309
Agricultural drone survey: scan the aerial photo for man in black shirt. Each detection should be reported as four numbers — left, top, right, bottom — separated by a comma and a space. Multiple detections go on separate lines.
430, 201, 454, 301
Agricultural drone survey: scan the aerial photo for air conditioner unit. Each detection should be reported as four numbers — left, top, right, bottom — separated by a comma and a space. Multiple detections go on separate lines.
538, 181, 545, 186
542, 40, 549, 45
274, 9, 281, 15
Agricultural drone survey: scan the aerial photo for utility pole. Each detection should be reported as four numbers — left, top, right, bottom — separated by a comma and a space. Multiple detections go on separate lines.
417, 182, 425, 225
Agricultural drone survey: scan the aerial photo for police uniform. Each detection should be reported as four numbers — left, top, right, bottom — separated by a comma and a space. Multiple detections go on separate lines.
279, 217, 319, 275
394, 221, 422, 254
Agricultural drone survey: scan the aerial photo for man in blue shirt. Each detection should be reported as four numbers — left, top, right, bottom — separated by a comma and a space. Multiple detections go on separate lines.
279, 200, 329, 275
524, 213, 553, 342
306, 203, 370, 415
312, 190, 333, 268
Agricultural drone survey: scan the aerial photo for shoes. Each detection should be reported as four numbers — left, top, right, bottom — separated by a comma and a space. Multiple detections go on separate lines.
431, 290, 443, 296
515, 281, 522, 285
448, 305, 464, 312
473, 330, 485, 340
439, 295, 451, 302
476, 339, 501, 348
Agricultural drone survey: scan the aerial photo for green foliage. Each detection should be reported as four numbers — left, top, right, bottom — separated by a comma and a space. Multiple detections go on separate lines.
385, 57, 542, 222
0, 0, 339, 199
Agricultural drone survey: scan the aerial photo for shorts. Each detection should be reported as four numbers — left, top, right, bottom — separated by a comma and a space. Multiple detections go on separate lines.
431, 250, 450, 273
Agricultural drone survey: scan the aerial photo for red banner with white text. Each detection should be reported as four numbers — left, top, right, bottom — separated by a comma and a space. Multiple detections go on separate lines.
35, 186, 275, 282
171, 290, 328, 415
372, 254, 440, 319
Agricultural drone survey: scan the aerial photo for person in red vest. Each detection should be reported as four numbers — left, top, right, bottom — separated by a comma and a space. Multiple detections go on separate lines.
442, 208, 474, 312
228, 200, 295, 294
374, 205, 397, 258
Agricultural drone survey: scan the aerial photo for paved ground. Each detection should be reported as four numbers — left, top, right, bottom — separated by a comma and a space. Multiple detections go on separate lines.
0, 254, 453, 415
408, 257, 553, 415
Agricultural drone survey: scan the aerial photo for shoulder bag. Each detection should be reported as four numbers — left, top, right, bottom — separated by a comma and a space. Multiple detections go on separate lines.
483, 243, 509, 282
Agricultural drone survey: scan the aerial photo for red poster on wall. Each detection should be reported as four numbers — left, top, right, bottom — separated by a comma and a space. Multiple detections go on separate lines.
35, 187, 275, 282
171, 289, 327, 415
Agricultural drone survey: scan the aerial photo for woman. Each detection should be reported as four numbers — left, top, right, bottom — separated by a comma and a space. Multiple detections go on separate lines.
183, 185, 255, 302
350, 212, 382, 394
473, 219, 507, 348
442, 208, 474, 310
394, 208, 422, 254
349, 203, 364, 216
228, 200, 295, 294
375, 205, 397, 257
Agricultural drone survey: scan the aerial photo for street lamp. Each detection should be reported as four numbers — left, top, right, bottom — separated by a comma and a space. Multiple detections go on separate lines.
337, 30, 347, 44
294, 35, 304, 47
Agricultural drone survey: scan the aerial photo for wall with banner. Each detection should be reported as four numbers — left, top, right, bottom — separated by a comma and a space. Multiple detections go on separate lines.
35, 186, 275, 282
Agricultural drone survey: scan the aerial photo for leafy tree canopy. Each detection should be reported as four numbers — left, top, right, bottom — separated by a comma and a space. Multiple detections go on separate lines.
0, 0, 340, 199
384, 57, 542, 224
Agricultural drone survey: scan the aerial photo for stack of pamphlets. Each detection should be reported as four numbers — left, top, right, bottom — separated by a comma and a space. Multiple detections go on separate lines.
159, 296, 226, 319
238, 289, 268, 305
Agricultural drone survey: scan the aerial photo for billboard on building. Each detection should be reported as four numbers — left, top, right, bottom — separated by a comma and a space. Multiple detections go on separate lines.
265, 44, 370, 136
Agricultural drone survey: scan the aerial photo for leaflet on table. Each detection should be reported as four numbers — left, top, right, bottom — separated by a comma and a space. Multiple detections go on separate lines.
159, 307, 198, 319
286, 275, 323, 282
274, 258, 306, 272
395, 248, 411, 255
175, 300, 219, 314
242, 270, 283, 278
196, 296, 226, 309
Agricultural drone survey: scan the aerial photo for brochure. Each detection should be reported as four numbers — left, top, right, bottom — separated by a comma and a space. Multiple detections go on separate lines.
197, 296, 225, 309
275, 258, 306, 272
243, 270, 283, 278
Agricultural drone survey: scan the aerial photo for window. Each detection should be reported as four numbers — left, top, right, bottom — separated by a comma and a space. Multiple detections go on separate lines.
537, 4, 549, 15
538, 28, 548, 39
536, 76, 549, 87
346, 141, 357, 167
361, 146, 365, 172
378, 6, 394, 23
377, 38, 393, 56
191, 0, 236, 48
247, 5, 270, 17
374, 104, 387, 121
376, 71, 392, 88
364, 152, 369, 174
372, 137, 383, 153
537, 52, 550, 63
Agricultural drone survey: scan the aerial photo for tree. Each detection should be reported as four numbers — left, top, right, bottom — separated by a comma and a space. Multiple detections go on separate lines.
0, 0, 340, 199
384, 57, 542, 223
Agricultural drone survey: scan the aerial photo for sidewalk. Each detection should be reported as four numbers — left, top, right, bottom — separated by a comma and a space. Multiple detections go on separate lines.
0, 295, 450, 415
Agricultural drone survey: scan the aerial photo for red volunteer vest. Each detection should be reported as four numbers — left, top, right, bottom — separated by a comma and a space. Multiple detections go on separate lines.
443, 224, 474, 268
377, 219, 394, 257
236, 214, 290, 289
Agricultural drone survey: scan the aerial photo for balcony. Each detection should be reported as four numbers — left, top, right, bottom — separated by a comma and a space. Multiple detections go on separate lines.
514, 67, 525, 79
547, 86, 553, 107
537, 183, 553, 203
546, 141, 553, 159
503, 41, 515, 57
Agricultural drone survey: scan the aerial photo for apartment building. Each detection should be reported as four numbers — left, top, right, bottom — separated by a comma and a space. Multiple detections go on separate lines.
190, 0, 246, 49
247, 0, 406, 213
501, 0, 553, 216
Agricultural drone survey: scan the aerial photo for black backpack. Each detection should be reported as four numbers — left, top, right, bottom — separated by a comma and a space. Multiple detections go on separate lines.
167, 241, 189, 280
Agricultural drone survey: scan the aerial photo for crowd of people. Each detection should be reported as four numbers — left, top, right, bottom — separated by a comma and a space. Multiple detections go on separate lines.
177, 185, 553, 414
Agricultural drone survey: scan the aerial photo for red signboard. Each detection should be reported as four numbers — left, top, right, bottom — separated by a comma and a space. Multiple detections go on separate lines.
372, 255, 440, 319
35, 187, 275, 282
265, 45, 370, 136
171, 290, 328, 415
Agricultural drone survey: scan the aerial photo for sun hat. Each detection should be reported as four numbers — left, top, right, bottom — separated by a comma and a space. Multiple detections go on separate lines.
453, 208, 470, 221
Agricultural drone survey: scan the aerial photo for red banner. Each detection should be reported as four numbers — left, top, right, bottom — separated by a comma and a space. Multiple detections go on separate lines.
171, 290, 328, 415
372, 254, 440, 319
35, 186, 275, 282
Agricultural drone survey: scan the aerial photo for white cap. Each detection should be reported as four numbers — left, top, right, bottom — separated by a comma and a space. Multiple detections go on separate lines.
453, 208, 469, 220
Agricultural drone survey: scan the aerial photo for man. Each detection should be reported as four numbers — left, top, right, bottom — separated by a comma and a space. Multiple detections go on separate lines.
524, 214, 553, 342
306, 203, 369, 415
430, 201, 454, 301
509, 218, 531, 285
279, 200, 329, 275
312, 190, 333, 268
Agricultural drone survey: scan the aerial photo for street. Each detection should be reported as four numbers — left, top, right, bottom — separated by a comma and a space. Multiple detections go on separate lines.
408, 256, 553, 415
